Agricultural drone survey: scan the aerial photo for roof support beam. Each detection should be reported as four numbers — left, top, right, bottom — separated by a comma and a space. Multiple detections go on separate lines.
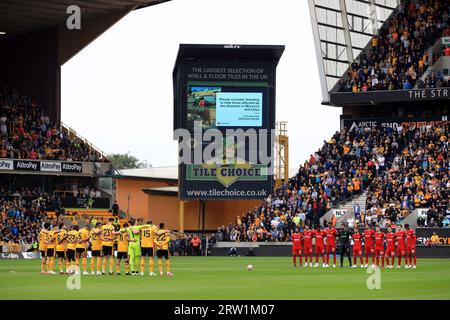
369, 0, 379, 35
354, 0, 395, 11
338, 0, 354, 62
308, 0, 330, 103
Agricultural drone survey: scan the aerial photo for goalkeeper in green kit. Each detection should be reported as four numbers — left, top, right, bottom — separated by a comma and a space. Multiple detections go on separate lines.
119, 218, 151, 275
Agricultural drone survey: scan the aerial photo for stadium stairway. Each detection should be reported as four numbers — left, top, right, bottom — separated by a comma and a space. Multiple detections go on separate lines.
320, 191, 368, 227
414, 37, 448, 87
60, 122, 108, 161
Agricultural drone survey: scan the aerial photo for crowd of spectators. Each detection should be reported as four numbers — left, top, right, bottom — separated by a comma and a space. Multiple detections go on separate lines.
362, 122, 449, 228
416, 72, 450, 88
169, 234, 207, 256
0, 80, 107, 162
340, 0, 450, 92
0, 197, 49, 246
218, 124, 400, 242
220, 121, 449, 242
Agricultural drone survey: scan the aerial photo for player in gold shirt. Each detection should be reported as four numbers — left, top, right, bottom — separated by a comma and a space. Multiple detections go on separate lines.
76, 224, 91, 275
55, 223, 68, 274
154, 223, 173, 276
90, 222, 103, 275
45, 225, 57, 274
114, 223, 130, 275
66, 225, 78, 274
140, 220, 159, 276
100, 218, 115, 275
38, 223, 50, 274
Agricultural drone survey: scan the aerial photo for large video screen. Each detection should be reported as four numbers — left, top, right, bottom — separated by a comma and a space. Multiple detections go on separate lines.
187, 86, 265, 131
174, 58, 279, 200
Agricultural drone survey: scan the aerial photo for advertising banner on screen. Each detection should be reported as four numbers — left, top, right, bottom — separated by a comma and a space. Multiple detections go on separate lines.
343, 116, 448, 132
40, 161, 62, 172
216, 92, 263, 127
0, 159, 13, 170
61, 162, 82, 173
331, 87, 450, 105
13, 160, 40, 171
0, 159, 83, 174
416, 228, 450, 246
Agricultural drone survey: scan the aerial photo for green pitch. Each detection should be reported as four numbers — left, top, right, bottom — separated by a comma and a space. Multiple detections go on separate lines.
0, 257, 449, 300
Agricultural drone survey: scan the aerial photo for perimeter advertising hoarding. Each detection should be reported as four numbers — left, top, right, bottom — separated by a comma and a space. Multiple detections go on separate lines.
416, 228, 450, 246
342, 115, 448, 132
330, 87, 449, 105
173, 45, 284, 200
0, 159, 83, 173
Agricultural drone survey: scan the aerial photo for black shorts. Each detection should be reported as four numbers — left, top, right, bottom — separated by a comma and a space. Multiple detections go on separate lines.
141, 247, 154, 257
102, 245, 113, 256
56, 251, 66, 259
91, 250, 102, 257
40, 250, 46, 258
156, 250, 169, 259
67, 249, 76, 262
76, 248, 86, 255
46, 248, 55, 257
117, 252, 128, 260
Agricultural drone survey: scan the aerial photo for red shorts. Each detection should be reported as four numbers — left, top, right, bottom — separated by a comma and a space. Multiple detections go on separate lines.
326, 244, 336, 253
304, 245, 312, 254
292, 248, 302, 256
407, 246, 416, 254
375, 247, 384, 256
385, 247, 395, 256
353, 247, 362, 256
397, 247, 406, 256
365, 245, 374, 254
315, 246, 324, 254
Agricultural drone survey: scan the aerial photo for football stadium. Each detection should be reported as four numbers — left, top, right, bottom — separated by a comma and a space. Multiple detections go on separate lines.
1, 0, 450, 304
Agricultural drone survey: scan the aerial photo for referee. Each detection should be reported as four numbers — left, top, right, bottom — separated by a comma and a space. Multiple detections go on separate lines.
337, 224, 353, 268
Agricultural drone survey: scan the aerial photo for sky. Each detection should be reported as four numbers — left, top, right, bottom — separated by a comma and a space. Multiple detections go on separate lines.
61, 0, 342, 169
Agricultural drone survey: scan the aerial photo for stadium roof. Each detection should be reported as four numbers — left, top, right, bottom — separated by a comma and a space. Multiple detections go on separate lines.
0, 0, 169, 37
143, 186, 179, 196
174, 44, 285, 67
118, 166, 178, 181
308, 0, 398, 104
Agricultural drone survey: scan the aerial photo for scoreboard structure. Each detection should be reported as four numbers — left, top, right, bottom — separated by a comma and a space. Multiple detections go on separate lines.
173, 44, 284, 200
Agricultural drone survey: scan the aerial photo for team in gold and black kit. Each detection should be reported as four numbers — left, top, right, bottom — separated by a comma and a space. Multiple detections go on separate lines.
154, 223, 173, 276
38, 220, 174, 276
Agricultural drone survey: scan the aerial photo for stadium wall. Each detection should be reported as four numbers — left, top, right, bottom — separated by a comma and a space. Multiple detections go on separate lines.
146, 193, 261, 232
115, 176, 260, 231
115, 177, 177, 218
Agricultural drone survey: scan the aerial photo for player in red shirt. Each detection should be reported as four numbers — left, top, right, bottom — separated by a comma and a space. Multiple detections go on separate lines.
351, 228, 363, 268
313, 226, 327, 267
384, 226, 396, 268
325, 223, 337, 267
405, 224, 417, 269
395, 225, 406, 268
363, 224, 375, 267
373, 226, 385, 267
291, 228, 303, 267
302, 225, 314, 267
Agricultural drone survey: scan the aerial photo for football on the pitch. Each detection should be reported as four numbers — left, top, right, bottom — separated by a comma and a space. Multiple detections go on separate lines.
247, 264, 253, 271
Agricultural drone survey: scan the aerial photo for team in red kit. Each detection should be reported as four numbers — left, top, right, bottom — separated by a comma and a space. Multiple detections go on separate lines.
291, 223, 417, 269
